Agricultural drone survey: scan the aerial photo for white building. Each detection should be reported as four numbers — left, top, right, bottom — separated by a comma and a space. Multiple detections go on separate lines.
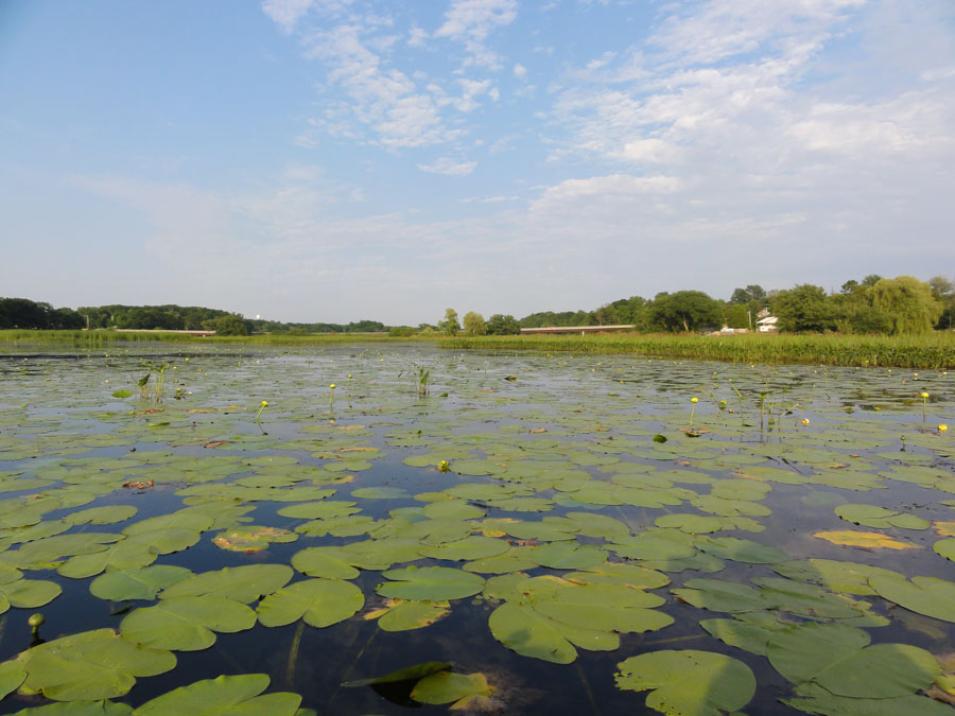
756, 309, 779, 333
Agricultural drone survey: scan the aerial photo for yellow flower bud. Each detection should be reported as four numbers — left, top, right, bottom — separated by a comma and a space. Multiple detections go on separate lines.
940, 424, 949, 433
920, 392, 930, 399
260, 400, 268, 407
690, 397, 699, 404
801, 418, 810, 426
329, 384, 336, 390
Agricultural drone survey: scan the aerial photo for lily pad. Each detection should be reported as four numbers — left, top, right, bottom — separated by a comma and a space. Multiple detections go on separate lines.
14, 628, 176, 701
134, 673, 301, 715
377, 566, 485, 601
120, 595, 257, 651
614, 650, 756, 716
257, 579, 364, 628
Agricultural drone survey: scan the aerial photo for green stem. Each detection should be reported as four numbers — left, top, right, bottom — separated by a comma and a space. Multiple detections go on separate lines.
284, 620, 305, 688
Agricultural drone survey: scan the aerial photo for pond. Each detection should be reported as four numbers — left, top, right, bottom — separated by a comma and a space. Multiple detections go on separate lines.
0, 343, 952, 715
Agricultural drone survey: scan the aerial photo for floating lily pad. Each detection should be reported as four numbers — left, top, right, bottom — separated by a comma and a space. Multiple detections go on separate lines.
377, 566, 485, 601
14, 628, 176, 701
257, 579, 364, 628
160, 564, 293, 603
120, 595, 257, 651
615, 650, 756, 716
134, 673, 301, 715
90, 565, 193, 602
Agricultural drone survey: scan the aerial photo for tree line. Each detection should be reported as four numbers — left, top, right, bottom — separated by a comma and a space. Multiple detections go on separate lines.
0, 300, 385, 336
437, 275, 955, 336
3, 274, 952, 336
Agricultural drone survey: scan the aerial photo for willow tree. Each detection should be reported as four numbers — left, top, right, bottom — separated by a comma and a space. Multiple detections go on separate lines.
870, 276, 942, 334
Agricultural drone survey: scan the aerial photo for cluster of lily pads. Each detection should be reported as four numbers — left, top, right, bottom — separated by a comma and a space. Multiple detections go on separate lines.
0, 347, 951, 714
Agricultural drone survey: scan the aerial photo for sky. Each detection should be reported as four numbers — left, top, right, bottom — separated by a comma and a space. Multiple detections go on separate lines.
1, 0, 954, 324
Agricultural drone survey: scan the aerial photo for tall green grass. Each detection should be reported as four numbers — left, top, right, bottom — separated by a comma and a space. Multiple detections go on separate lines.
442, 333, 955, 369
0, 330, 425, 349
4, 330, 954, 368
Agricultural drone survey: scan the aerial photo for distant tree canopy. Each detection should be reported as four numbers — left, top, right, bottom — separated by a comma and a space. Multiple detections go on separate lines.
462, 311, 487, 336
0, 298, 84, 329
203, 314, 250, 336
647, 291, 723, 333
486, 314, 521, 335
6, 274, 953, 337
439, 308, 460, 336
772, 284, 836, 333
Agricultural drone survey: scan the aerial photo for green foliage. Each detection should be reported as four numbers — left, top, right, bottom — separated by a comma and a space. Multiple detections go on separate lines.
772, 284, 836, 332
869, 276, 942, 334
0, 298, 84, 330
462, 311, 487, 336
202, 314, 249, 336
444, 332, 955, 368
485, 314, 521, 335
439, 308, 460, 336
647, 291, 722, 332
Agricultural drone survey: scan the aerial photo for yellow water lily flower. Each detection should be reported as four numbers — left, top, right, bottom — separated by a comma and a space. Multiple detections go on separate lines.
940, 424, 949, 433
690, 396, 699, 404
260, 400, 268, 407
801, 418, 810, 426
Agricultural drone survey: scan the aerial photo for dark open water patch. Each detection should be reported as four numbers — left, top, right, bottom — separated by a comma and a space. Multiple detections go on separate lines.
0, 344, 952, 714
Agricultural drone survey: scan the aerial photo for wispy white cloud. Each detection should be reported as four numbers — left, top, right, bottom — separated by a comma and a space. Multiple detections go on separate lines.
417, 157, 478, 175
434, 0, 518, 67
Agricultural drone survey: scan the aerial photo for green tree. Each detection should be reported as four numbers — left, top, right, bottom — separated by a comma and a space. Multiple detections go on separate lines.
729, 285, 767, 306
439, 308, 460, 336
772, 285, 835, 332
486, 314, 521, 335
869, 276, 942, 334
462, 311, 487, 336
647, 291, 722, 332
203, 314, 250, 336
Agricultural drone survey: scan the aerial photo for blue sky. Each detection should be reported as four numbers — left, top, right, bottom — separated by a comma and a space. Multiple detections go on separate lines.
1, 0, 954, 323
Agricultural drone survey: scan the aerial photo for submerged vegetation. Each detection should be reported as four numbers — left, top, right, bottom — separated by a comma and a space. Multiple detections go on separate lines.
0, 343, 952, 714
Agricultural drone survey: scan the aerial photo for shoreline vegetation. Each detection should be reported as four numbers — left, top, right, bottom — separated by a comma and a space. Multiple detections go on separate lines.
2, 330, 954, 369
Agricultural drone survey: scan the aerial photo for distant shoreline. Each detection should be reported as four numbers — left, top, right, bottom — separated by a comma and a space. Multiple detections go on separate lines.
1, 330, 953, 369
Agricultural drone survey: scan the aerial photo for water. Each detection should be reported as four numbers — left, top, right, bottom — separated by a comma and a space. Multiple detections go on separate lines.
0, 344, 952, 714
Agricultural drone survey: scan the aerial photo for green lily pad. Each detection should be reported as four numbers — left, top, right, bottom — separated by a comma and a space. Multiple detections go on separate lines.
377, 566, 485, 601
868, 574, 955, 623
614, 650, 756, 716
342, 661, 451, 687
120, 595, 257, 651
411, 671, 494, 709
133, 673, 301, 715
291, 548, 360, 580
90, 566, 193, 602
487, 603, 578, 664
374, 599, 450, 632
257, 579, 364, 628
15, 628, 176, 701
767, 623, 940, 698
160, 564, 293, 603
835, 504, 930, 530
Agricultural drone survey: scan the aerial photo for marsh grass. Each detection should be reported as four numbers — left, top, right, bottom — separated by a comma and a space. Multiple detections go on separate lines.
445, 333, 955, 369
3, 330, 955, 368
